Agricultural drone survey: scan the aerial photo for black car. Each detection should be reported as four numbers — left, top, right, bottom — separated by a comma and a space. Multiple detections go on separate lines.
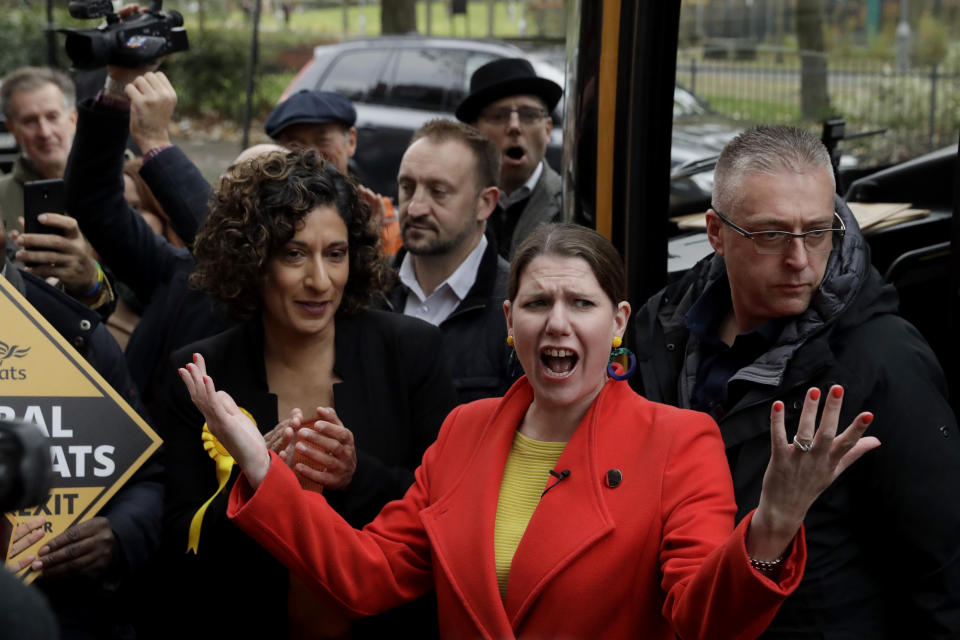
669, 85, 743, 215
280, 36, 565, 201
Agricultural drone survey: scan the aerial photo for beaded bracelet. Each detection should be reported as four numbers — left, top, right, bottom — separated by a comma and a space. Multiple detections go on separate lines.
749, 555, 784, 573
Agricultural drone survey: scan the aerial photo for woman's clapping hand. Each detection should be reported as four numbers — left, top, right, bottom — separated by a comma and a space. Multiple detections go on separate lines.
264, 408, 301, 461
180, 354, 359, 492
290, 407, 358, 491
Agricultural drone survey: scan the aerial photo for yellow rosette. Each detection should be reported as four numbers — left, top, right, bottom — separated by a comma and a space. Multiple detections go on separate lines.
186, 407, 256, 554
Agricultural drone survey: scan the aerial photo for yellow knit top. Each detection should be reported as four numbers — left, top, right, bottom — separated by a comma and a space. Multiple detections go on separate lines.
494, 431, 567, 598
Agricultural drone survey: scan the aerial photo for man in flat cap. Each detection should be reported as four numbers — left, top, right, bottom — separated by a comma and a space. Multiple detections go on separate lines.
456, 58, 563, 259
266, 90, 401, 256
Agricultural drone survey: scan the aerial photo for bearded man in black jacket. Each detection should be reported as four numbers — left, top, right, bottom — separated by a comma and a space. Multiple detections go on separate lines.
383, 119, 512, 403
631, 125, 960, 639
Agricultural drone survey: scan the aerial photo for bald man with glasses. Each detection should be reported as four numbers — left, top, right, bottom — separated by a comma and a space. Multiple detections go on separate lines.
631, 125, 960, 638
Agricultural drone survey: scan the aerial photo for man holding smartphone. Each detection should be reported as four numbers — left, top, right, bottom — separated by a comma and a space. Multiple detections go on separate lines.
0, 67, 77, 231
1, 67, 110, 311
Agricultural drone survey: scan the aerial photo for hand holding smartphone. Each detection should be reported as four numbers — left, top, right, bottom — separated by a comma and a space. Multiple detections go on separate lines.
22, 179, 66, 235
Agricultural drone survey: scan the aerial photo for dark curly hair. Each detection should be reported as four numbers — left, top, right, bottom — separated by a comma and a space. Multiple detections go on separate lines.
191, 149, 388, 318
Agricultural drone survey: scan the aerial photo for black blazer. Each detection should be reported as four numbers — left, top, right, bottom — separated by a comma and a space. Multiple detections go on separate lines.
157, 309, 458, 637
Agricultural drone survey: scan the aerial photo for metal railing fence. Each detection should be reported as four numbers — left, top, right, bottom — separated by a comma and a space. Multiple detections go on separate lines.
677, 52, 960, 166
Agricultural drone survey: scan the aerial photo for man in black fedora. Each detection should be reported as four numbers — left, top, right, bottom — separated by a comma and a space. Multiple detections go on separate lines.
456, 58, 562, 259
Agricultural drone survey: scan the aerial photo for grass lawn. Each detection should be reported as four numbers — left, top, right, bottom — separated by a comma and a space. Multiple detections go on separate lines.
181, 1, 561, 39
705, 95, 800, 123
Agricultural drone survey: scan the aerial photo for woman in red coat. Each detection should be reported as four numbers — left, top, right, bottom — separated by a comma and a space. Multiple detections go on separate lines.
180, 223, 878, 639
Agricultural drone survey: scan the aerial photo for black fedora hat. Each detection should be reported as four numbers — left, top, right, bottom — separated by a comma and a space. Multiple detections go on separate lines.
455, 57, 562, 123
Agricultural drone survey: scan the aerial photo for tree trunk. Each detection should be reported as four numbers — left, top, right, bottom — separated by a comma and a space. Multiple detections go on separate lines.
796, 0, 829, 120
382, 0, 418, 34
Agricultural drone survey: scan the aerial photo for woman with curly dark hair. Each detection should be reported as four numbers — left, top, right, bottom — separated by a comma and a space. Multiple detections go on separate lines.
156, 149, 457, 639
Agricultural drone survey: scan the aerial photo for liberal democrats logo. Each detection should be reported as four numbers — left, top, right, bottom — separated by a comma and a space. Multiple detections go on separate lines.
0, 340, 29, 380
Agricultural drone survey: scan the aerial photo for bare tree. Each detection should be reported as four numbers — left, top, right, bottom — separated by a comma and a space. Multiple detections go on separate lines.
382, 0, 418, 34
796, 0, 830, 120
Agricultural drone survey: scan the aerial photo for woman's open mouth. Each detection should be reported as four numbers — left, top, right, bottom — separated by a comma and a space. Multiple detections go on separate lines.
540, 347, 578, 378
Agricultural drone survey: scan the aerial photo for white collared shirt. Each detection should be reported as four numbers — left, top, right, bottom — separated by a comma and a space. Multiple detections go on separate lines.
499, 161, 543, 209
399, 234, 488, 326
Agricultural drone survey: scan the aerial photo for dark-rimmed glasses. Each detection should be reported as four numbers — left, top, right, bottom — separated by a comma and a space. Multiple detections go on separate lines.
479, 106, 549, 126
712, 207, 845, 255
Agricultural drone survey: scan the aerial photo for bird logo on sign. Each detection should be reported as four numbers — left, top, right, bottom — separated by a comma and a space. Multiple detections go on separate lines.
0, 340, 30, 364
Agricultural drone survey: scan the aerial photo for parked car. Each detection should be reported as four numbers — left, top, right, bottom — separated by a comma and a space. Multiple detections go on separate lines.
280, 36, 564, 201
280, 37, 742, 213
669, 84, 743, 215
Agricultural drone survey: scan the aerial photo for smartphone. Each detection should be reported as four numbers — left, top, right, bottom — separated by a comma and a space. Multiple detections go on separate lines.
23, 179, 66, 235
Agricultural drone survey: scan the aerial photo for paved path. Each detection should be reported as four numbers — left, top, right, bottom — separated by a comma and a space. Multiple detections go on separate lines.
171, 135, 246, 184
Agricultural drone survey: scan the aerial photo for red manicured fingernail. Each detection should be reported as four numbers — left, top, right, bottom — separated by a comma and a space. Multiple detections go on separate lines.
773, 400, 784, 412
203, 375, 210, 383
809, 388, 820, 401
193, 353, 198, 363
832, 386, 843, 399
862, 413, 873, 425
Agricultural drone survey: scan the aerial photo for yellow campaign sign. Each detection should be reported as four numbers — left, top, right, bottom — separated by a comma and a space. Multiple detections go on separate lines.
0, 290, 101, 397
0, 276, 162, 584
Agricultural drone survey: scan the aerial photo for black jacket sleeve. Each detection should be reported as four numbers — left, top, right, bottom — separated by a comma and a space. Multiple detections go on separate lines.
138, 145, 212, 247
64, 100, 185, 304
840, 315, 960, 639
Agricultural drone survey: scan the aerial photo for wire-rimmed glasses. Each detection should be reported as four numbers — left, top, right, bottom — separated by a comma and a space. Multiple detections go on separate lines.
712, 207, 846, 255
479, 106, 549, 126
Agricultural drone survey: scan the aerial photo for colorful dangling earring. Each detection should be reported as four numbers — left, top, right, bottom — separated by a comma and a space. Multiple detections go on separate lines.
607, 336, 636, 380
507, 335, 523, 377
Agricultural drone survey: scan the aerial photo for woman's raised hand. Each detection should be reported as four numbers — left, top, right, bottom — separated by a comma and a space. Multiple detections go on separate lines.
748, 385, 881, 561
292, 407, 358, 491
179, 353, 272, 487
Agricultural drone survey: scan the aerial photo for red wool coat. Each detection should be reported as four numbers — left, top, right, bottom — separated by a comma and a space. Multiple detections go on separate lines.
229, 377, 805, 639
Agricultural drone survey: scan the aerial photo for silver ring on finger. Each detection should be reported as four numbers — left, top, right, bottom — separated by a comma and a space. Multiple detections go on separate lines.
792, 435, 813, 452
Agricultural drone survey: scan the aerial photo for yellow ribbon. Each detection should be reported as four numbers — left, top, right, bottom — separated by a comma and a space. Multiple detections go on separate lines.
186, 408, 255, 554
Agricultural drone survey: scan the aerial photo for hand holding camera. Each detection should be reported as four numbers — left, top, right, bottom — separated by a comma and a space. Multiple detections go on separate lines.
62, 0, 188, 69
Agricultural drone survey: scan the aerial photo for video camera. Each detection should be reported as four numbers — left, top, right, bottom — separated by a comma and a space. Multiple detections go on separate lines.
62, 0, 189, 69
0, 420, 51, 513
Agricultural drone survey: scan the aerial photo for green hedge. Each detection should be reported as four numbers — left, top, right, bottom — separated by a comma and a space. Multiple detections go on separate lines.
0, 9, 54, 74
162, 28, 305, 122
